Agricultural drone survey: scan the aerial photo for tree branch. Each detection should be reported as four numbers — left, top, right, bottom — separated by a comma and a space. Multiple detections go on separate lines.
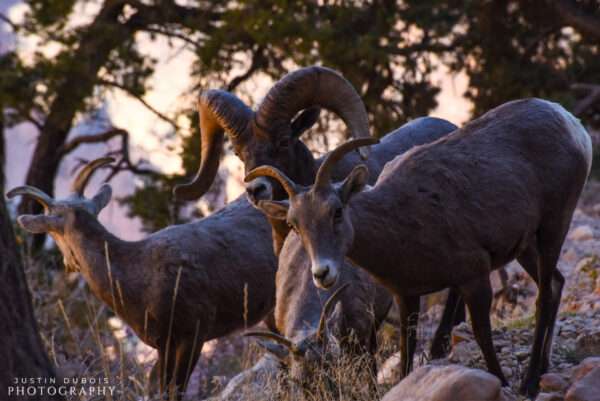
140, 26, 205, 52
64, 128, 163, 181
571, 83, 600, 117
97, 78, 178, 130
549, 0, 600, 41
227, 47, 267, 92
0, 13, 18, 32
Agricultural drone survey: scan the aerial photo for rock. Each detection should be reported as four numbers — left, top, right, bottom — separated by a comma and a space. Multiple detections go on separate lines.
569, 226, 594, 241
203, 354, 280, 401
448, 340, 479, 364
565, 367, 600, 401
516, 349, 529, 361
536, 392, 565, 401
451, 322, 474, 345
540, 373, 569, 393
381, 364, 510, 401
575, 331, 600, 360
571, 357, 600, 382
501, 366, 512, 378
378, 352, 402, 385
563, 248, 579, 263
575, 257, 596, 273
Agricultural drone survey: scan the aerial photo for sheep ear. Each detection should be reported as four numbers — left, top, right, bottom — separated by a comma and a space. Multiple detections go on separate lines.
256, 200, 289, 220
17, 215, 53, 234
91, 184, 112, 213
291, 107, 320, 138
338, 165, 369, 204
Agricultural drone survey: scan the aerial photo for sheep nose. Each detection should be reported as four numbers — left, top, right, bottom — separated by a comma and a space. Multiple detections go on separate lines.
312, 264, 330, 281
246, 180, 271, 204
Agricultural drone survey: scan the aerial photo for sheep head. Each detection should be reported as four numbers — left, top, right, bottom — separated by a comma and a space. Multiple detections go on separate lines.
245, 283, 350, 385
245, 138, 377, 289
7, 157, 114, 271
174, 66, 371, 205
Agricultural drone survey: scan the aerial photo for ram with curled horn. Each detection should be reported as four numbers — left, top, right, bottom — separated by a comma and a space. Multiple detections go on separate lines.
7, 157, 278, 401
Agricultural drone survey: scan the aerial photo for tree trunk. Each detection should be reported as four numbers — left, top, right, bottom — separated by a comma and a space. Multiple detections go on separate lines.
0, 108, 63, 400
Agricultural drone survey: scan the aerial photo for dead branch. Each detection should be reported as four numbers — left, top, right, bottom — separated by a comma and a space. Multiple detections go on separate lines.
61, 128, 163, 182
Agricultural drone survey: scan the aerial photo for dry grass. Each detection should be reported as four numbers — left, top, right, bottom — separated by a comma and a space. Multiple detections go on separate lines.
21, 245, 410, 400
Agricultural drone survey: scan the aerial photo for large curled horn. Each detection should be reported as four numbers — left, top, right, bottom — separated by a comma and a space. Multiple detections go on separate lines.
174, 90, 253, 201
315, 138, 379, 191
244, 331, 303, 356
244, 166, 299, 198
71, 157, 115, 196
6, 186, 54, 212
316, 283, 351, 342
255, 66, 372, 158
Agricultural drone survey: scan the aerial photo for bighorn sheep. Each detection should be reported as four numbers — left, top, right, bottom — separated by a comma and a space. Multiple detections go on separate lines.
7, 158, 277, 400
174, 65, 463, 356
245, 231, 392, 395
247, 99, 593, 396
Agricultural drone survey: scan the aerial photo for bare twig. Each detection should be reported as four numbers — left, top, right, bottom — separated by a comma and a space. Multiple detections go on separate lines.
61, 128, 163, 181
227, 48, 267, 92
141, 26, 205, 52
0, 13, 19, 32
571, 83, 600, 117
97, 78, 179, 130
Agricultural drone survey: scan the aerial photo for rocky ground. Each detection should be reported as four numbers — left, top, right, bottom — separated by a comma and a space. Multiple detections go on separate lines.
120, 186, 600, 400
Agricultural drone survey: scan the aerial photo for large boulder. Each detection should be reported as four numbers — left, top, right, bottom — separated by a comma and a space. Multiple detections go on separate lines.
565, 367, 600, 401
381, 364, 513, 401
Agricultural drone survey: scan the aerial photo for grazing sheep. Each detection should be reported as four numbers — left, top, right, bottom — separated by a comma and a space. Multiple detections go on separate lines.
247, 99, 592, 396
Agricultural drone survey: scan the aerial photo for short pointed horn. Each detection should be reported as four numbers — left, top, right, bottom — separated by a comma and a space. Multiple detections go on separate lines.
244, 331, 302, 355
245, 166, 299, 198
6, 186, 54, 212
316, 283, 351, 342
256, 66, 371, 158
71, 157, 115, 196
315, 138, 379, 191
174, 90, 253, 201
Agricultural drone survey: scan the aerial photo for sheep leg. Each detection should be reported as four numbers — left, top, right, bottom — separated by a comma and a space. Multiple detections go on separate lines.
460, 277, 507, 386
396, 295, 420, 378
154, 347, 173, 400
147, 360, 160, 397
520, 256, 564, 396
172, 340, 204, 401
430, 288, 464, 359
155, 340, 178, 400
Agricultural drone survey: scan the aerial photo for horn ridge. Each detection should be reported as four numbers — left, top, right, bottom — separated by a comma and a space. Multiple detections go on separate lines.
173, 90, 253, 201
256, 66, 371, 156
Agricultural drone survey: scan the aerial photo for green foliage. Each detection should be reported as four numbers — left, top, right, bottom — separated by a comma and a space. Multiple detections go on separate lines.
3, 0, 599, 231
403, 0, 600, 126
